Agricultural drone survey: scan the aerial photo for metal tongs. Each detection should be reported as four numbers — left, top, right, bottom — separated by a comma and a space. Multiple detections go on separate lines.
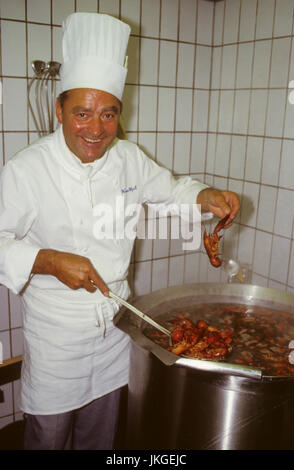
109, 291, 171, 341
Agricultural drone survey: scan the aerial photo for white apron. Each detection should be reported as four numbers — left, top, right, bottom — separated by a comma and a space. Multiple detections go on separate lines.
0, 126, 208, 414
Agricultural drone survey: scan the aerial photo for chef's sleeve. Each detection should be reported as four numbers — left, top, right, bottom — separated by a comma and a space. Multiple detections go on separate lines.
0, 162, 40, 294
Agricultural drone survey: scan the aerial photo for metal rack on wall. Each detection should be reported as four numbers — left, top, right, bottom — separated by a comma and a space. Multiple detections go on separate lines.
28, 60, 61, 137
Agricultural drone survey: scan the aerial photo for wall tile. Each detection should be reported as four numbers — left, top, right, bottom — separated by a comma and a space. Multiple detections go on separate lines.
218, 90, 234, 133
52, 0, 75, 25
158, 41, 177, 87
120, 0, 141, 35
283, 99, 294, 139
252, 40, 272, 88
197, 0, 213, 45
127, 36, 140, 84
274, 189, 294, 239
98, 0, 119, 16
206, 133, 217, 174
194, 46, 211, 90
151, 258, 169, 291
270, 235, 291, 284
168, 255, 184, 287
256, 185, 278, 232
229, 136, 246, 179
240, 181, 260, 227
9, 292, 22, 329
261, 138, 281, 186
1, 21, 26, 77
253, 230, 272, 277
123, 85, 138, 132
255, 0, 275, 40
245, 137, 263, 182
288, 241, 294, 287
160, 0, 178, 40
0, 0, 26, 20
2, 78, 27, 131
177, 43, 195, 88
179, 0, 197, 43
211, 47, 222, 89
184, 252, 200, 284
0, 331, 11, 361
138, 132, 156, 160
233, 90, 250, 134
139, 86, 157, 131
270, 38, 291, 88
140, 38, 159, 85
208, 91, 219, 132
237, 225, 255, 265
133, 261, 151, 296
141, 0, 160, 37
266, 89, 286, 138
156, 133, 174, 171
190, 134, 206, 174
175, 89, 193, 132
214, 134, 230, 177
236, 43, 254, 89
279, 140, 294, 190
248, 89, 268, 135
11, 328, 23, 357
274, 0, 294, 38
221, 45, 237, 90
213, 1, 224, 46
173, 133, 190, 175
27, 0, 51, 23
239, 0, 257, 42
27, 24, 51, 76
223, 0, 240, 44
193, 90, 209, 132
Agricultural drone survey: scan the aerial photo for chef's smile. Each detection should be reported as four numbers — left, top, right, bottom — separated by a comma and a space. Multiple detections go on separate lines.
56, 88, 121, 164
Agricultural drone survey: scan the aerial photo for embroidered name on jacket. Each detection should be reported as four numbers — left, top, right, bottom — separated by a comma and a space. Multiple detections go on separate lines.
121, 185, 137, 194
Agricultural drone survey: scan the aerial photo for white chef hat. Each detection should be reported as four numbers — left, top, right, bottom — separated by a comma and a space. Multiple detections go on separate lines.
60, 13, 131, 101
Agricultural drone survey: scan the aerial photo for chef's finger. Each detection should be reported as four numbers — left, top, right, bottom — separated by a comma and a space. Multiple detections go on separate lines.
84, 278, 98, 293
89, 269, 109, 296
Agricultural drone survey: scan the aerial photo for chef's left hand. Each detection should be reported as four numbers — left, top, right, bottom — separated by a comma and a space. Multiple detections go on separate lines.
197, 188, 240, 227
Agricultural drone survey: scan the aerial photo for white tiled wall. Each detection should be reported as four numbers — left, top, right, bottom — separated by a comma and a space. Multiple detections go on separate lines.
1, 0, 294, 427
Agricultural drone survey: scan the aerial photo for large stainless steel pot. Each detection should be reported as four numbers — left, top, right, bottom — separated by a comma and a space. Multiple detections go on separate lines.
114, 283, 294, 450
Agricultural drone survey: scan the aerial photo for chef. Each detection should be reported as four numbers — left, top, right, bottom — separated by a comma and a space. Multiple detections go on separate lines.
0, 13, 240, 450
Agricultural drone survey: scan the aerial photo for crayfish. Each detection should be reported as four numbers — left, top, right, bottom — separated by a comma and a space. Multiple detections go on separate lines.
203, 214, 230, 267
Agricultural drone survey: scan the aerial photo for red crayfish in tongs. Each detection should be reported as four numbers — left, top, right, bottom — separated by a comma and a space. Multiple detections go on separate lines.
203, 214, 230, 267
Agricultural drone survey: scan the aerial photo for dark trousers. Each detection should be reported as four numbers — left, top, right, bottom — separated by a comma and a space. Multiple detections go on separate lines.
23, 387, 124, 450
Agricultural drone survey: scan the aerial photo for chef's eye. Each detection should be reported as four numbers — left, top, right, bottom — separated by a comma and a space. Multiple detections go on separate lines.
103, 113, 115, 120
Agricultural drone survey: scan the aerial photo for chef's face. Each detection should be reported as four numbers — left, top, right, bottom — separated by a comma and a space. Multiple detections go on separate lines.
56, 88, 121, 164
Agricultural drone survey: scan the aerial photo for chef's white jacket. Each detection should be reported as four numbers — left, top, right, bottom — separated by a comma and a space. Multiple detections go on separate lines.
0, 126, 208, 414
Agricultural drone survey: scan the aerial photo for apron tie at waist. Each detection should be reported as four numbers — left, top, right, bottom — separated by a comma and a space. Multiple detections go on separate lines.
94, 299, 119, 336
95, 303, 107, 336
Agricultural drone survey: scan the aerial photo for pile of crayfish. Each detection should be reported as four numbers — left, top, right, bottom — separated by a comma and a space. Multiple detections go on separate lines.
168, 316, 233, 359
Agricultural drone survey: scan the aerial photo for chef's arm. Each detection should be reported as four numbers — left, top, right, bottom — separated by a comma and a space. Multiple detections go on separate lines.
197, 188, 240, 226
32, 249, 109, 296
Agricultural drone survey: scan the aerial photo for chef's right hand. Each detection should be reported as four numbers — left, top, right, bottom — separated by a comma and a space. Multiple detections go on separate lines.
32, 249, 109, 296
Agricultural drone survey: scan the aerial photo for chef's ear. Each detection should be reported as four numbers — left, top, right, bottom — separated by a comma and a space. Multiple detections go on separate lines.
55, 97, 63, 124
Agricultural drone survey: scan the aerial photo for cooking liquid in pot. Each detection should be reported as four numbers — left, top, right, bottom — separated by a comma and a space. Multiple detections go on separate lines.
145, 303, 294, 377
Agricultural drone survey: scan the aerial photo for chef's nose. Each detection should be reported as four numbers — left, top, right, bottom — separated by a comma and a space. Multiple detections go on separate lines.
88, 116, 104, 135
